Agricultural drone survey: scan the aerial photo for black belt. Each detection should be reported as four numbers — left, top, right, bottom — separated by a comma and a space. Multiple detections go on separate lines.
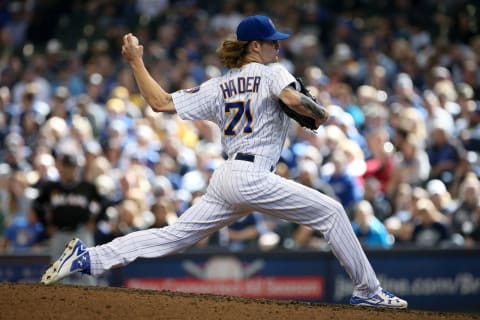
235, 153, 255, 162
234, 153, 274, 172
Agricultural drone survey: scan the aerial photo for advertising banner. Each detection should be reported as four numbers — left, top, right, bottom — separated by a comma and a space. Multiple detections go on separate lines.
122, 253, 327, 301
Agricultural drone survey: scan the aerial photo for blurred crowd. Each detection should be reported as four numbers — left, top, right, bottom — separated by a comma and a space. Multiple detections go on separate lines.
1, 0, 480, 254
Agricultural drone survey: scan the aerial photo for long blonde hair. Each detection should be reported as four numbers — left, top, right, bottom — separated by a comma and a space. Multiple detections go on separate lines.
216, 39, 250, 69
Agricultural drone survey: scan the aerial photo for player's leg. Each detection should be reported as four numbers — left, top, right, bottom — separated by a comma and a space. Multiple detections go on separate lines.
234, 171, 406, 308
88, 198, 244, 276
216, 162, 380, 298
42, 195, 245, 283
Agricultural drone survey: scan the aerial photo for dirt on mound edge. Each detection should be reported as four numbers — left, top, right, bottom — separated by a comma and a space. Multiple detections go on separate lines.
1, 283, 478, 320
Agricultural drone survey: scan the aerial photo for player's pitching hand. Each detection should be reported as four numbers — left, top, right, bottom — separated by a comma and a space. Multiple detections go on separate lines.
122, 33, 143, 62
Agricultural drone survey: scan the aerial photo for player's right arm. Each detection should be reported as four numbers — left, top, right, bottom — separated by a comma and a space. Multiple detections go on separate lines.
121, 33, 176, 113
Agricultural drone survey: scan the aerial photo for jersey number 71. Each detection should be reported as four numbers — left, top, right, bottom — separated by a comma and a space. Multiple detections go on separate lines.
224, 100, 253, 135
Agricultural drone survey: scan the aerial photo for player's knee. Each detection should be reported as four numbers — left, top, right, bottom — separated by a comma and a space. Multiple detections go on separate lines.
329, 199, 347, 217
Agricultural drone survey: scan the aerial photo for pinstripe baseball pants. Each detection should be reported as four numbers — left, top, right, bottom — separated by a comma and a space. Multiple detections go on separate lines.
88, 156, 380, 297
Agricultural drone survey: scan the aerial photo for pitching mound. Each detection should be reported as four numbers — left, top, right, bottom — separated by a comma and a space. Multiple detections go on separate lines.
1, 283, 477, 320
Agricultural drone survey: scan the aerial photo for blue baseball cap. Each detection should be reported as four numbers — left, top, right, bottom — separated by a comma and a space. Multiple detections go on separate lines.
236, 15, 290, 41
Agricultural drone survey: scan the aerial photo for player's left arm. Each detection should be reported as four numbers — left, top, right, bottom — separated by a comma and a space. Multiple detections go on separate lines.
122, 33, 176, 113
279, 86, 329, 127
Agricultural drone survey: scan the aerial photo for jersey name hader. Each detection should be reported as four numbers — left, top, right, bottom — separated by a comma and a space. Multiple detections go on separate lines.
220, 76, 261, 99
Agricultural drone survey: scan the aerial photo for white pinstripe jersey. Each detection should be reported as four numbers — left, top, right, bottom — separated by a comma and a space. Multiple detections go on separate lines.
172, 62, 296, 163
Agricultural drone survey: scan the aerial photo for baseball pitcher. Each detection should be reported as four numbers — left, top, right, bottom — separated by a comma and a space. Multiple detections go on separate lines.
41, 15, 407, 309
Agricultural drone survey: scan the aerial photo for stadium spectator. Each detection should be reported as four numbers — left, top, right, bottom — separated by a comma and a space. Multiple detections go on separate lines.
1, 208, 44, 252
384, 183, 416, 246
48, 86, 73, 123
458, 100, 480, 153
389, 73, 426, 120
296, 158, 336, 200
425, 179, 456, 216
30, 152, 59, 188
426, 122, 469, 189
1, 132, 31, 173
363, 177, 392, 222
322, 149, 364, 213
215, 213, 273, 252
150, 197, 177, 229
330, 83, 365, 129
32, 152, 106, 282
386, 133, 430, 195
409, 198, 452, 248
351, 200, 393, 249
422, 89, 455, 137
75, 94, 107, 138
363, 127, 395, 193
0, 169, 33, 230
6, 84, 48, 136
450, 172, 480, 246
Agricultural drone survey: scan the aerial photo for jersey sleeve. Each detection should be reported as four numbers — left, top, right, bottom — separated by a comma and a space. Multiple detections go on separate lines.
171, 78, 218, 122
266, 63, 296, 98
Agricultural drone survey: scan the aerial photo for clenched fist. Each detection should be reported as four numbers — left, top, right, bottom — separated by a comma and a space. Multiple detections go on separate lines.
122, 33, 143, 62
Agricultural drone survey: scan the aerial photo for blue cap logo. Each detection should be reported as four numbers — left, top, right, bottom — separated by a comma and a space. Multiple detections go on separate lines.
236, 15, 290, 41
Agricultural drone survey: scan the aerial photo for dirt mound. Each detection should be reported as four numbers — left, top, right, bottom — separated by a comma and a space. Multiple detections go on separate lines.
1, 283, 477, 320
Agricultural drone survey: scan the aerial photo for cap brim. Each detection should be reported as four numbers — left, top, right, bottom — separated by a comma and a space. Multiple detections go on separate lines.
264, 31, 290, 40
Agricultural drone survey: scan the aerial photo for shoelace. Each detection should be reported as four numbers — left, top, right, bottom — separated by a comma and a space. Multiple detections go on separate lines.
381, 289, 395, 298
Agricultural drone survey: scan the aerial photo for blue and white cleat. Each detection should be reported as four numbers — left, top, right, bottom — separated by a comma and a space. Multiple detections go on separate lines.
350, 288, 408, 309
41, 238, 91, 285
